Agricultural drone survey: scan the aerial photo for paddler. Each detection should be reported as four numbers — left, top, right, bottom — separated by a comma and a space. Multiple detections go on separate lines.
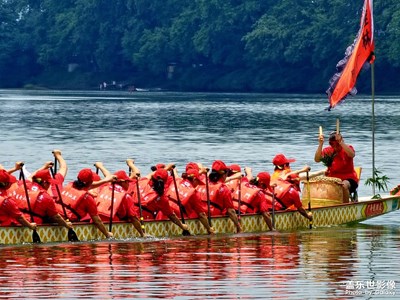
58, 168, 114, 238
206, 160, 243, 233
12, 169, 74, 231
138, 168, 190, 233
0, 169, 37, 231
166, 167, 215, 234
93, 162, 145, 237
230, 170, 275, 231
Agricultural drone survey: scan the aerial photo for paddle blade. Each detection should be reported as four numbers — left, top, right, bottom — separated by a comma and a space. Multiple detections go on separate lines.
182, 229, 191, 236
32, 230, 41, 243
68, 228, 79, 242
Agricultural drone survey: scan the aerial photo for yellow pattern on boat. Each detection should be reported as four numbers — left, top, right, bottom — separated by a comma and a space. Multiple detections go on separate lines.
1, 196, 399, 245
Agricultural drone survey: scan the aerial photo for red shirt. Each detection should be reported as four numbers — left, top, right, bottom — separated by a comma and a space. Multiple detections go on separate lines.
249, 191, 270, 213
116, 193, 139, 220
32, 186, 59, 224
68, 192, 99, 221
0, 197, 23, 226
278, 187, 303, 209
50, 173, 65, 199
322, 145, 358, 182
145, 194, 174, 217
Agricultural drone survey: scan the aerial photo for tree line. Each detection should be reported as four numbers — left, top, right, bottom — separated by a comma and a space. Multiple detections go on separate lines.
1, 0, 399, 92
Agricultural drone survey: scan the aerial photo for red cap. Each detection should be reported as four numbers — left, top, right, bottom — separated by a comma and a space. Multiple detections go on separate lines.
186, 168, 205, 185
114, 170, 132, 182
0, 170, 17, 184
212, 160, 228, 173
228, 164, 241, 173
272, 154, 295, 166
185, 162, 200, 172
156, 163, 165, 169
152, 169, 168, 183
256, 172, 271, 186
34, 169, 57, 184
77, 168, 94, 185
92, 171, 101, 181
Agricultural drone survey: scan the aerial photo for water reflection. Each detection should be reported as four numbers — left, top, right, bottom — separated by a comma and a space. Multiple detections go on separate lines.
1, 227, 398, 298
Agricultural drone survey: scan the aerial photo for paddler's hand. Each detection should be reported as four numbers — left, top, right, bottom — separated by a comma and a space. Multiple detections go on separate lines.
106, 232, 114, 239
236, 223, 243, 233
66, 221, 73, 230
42, 161, 54, 169
94, 161, 104, 169
14, 161, 24, 170
182, 224, 189, 231
307, 212, 313, 221
52, 149, 62, 156
208, 227, 215, 235
29, 222, 37, 231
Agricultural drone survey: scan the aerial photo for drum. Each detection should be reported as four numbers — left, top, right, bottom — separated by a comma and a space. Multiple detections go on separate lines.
301, 176, 343, 207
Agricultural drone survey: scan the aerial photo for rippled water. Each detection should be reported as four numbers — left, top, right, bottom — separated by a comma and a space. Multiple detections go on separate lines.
1, 228, 399, 299
1, 90, 400, 298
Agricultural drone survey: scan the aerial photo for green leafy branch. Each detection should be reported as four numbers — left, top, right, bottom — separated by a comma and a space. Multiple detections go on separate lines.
364, 168, 390, 199
320, 152, 336, 167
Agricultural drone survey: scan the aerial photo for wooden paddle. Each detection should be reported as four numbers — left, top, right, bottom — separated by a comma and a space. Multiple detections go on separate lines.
170, 167, 191, 236
205, 168, 212, 227
134, 172, 145, 233
49, 167, 79, 242
19, 167, 41, 243
271, 185, 276, 229
109, 182, 115, 233
336, 118, 340, 134
237, 175, 242, 220
306, 171, 312, 229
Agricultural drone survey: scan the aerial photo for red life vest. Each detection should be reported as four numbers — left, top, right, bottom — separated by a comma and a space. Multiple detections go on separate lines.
12, 182, 39, 211
199, 182, 224, 215
133, 178, 159, 220
273, 179, 293, 201
0, 195, 16, 225
60, 182, 88, 220
166, 177, 195, 213
96, 183, 126, 220
232, 181, 260, 214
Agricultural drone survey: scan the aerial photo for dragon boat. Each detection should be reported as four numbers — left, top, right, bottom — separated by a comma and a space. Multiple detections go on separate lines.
1, 192, 399, 245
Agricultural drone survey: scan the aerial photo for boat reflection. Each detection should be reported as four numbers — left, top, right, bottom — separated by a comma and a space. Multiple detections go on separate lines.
0, 227, 394, 299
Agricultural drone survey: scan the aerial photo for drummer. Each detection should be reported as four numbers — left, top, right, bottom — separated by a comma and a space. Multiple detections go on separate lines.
314, 131, 358, 203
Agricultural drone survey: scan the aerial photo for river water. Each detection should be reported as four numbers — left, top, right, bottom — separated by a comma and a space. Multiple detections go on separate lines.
0, 90, 399, 298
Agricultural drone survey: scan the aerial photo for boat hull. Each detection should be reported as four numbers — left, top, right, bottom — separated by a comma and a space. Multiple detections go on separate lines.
1, 195, 399, 245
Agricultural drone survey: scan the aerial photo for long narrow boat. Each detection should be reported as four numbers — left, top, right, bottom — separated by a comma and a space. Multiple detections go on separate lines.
1, 195, 399, 245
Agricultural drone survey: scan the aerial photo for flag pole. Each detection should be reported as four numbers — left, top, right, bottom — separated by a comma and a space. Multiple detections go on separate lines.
371, 61, 376, 195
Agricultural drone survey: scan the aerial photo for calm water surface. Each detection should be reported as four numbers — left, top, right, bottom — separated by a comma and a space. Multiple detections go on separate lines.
1, 90, 399, 299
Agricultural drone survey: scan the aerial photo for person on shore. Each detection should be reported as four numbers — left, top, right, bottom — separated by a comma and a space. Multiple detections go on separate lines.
94, 162, 145, 237
314, 131, 358, 203
59, 168, 114, 238
206, 160, 243, 233
0, 169, 37, 230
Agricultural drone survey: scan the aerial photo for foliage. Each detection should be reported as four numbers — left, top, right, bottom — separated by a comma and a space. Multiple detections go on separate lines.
1, 0, 400, 90
320, 152, 336, 167
365, 168, 390, 199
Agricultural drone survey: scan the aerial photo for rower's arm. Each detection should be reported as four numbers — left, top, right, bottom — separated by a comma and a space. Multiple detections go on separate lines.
126, 159, 141, 179
92, 215, 113, 238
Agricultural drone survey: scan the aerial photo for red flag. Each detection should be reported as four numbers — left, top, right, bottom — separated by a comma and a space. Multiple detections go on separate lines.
326, 0, 375, 110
